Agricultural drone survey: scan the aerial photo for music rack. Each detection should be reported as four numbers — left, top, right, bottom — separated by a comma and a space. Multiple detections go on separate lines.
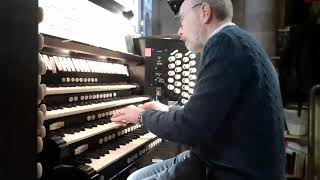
42, 34, 144, 65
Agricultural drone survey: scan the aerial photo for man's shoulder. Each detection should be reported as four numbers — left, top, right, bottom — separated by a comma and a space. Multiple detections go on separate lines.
206, 25, 262, 54
205, 26, 244, 51
202, 25, 261, 68
219, 25, 247, 36
206, 26, 237, 42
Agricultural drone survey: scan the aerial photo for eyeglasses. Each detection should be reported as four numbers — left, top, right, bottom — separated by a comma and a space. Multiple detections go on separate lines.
177, 2, 202, 29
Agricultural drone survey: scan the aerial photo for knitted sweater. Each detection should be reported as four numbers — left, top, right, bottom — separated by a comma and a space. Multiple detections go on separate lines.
142, 25, 285, 180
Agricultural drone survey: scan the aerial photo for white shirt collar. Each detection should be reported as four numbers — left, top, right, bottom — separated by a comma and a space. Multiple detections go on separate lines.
207, 22, 235, 40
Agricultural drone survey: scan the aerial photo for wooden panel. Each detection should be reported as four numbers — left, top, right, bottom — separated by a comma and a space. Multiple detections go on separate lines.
0, 0, 38, 179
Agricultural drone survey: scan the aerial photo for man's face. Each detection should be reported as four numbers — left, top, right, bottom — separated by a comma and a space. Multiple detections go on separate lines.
178, 0, 203, 53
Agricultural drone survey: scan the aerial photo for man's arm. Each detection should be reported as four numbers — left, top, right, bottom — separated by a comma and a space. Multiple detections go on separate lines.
142, 33, 252, 146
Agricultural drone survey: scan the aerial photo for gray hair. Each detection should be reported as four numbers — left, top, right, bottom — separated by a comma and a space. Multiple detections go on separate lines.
199, 0, 233, 20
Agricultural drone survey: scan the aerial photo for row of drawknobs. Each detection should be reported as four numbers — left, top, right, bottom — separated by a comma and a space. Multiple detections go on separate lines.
166, 50, 198, 105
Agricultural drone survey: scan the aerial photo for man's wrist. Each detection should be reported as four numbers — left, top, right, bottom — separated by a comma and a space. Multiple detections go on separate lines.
138, 111, 144, 125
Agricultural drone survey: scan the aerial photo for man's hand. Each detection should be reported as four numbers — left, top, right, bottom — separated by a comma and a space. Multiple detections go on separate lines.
142, 101, 170, 112
111, 105, 144, 124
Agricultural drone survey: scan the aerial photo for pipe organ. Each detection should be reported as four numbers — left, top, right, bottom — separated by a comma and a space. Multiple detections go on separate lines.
36, 33, 163, 179
0, 1, 199, 179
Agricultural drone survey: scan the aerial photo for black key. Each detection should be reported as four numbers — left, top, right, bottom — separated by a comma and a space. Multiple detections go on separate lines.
77, 157, 92, 164
100, 147, 110, 155
63, 104, 73, 108
90, 123, 98, 128
74, 159, 85, 165
84, 124, 95, 129
96, 120, 105, 125
73, 128, 82, 133
96, 149, 107, 157
90, 153, 101, 159
118, 140, 128, 145
105, 143, 118, 151
59, 128, 76, 134
51, 131, 65, 137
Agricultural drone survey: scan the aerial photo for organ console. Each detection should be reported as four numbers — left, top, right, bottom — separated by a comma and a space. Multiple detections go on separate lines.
36, 36, 199, 180
36, 35, 163, 180
4, 1, 320, 180
0, 1, 199, 179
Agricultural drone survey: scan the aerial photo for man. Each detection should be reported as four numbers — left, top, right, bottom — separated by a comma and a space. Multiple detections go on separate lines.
111, 0, 286, 179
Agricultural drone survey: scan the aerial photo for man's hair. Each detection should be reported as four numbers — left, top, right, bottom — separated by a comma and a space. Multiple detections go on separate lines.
200, 0, 233, 20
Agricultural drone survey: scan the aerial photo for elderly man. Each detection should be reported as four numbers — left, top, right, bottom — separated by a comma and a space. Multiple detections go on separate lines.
112, 0, 285, 179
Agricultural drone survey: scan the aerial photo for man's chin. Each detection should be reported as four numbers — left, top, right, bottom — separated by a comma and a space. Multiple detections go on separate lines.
186, 45, 201, 53
185, 43, 202, 53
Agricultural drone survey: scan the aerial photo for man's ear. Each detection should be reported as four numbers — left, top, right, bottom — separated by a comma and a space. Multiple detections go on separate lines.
200, 3, 213, 24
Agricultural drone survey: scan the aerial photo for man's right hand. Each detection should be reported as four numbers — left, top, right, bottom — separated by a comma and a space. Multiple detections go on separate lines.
142, 101, 170, 112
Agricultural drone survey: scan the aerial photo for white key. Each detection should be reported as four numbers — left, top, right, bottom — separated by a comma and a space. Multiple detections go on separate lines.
52, 56, 63, 72
71, 58, 81, 72
46, 84, 137, 95
77, 59, 85, 72
85, 59, 92, 72
45, 97, 149, 120
62, 122, 123, 145
55, 56, 67, 72
65, 57, 74, 72
85, 60, 92, 73
41, 54, 52, 71
66, 57, 76, 72
86, 133, 157, 171
48, 56, 57, 73
75, 59, 84, 72
60, 57, 71, 72
83, 60, 90, 72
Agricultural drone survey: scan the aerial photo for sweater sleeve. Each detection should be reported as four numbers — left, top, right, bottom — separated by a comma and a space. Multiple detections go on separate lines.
142, 33, 251, 146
